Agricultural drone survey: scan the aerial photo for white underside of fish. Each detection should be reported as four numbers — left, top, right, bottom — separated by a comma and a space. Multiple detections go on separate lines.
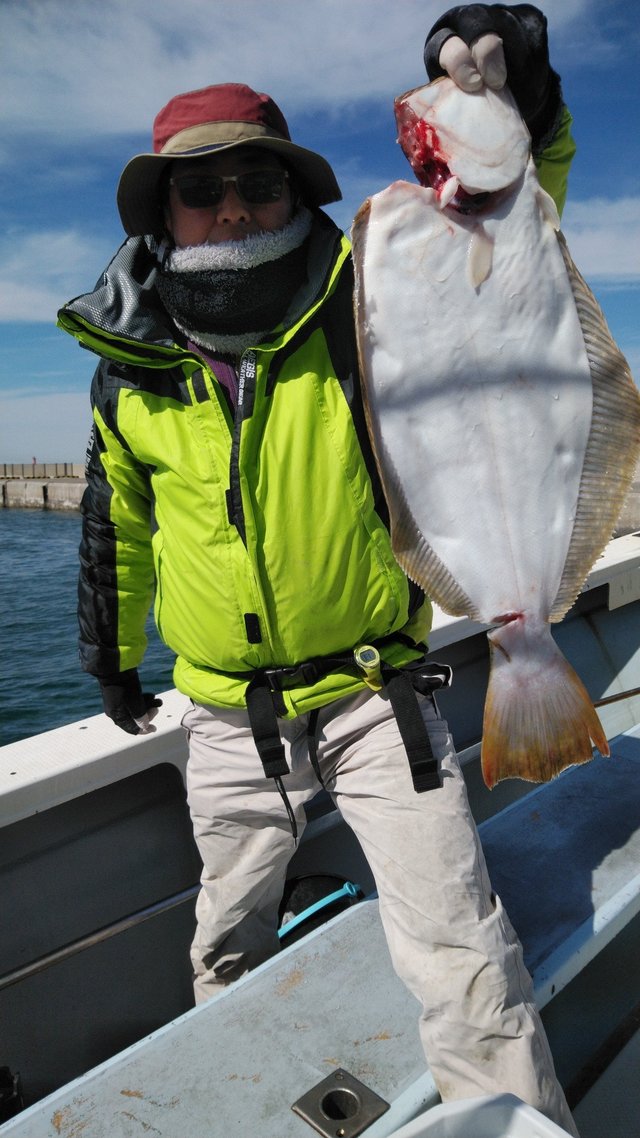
352, 79, 640, 786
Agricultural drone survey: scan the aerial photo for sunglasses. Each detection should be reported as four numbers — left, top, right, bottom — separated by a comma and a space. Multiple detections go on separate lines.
169, 169, 289, 210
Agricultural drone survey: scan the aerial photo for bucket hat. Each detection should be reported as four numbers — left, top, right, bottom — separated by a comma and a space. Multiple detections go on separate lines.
117, 82, 342, 236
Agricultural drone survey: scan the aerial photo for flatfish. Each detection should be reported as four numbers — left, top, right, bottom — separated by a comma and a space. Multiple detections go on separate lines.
352, 78, 640, 787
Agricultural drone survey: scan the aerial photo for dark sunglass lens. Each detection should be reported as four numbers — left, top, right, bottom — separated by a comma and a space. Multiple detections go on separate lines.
173, 170, 286, 209
238, 170, 286, 203
177, 175, 224, 209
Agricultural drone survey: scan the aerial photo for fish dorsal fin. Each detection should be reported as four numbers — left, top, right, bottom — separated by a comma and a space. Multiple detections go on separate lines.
551, 233, 640, 619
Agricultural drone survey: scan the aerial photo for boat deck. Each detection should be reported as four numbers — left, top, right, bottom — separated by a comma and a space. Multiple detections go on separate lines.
2, 533, 640, 1136
2, 727, 639, 1137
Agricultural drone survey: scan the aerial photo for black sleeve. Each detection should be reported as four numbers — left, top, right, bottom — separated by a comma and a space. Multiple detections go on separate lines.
78, 360, 155, 675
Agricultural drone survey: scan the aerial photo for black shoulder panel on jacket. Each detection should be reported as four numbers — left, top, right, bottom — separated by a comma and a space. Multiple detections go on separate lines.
92, 357, 192, 424
68, 237, 177, 348
78, 420, 121, 675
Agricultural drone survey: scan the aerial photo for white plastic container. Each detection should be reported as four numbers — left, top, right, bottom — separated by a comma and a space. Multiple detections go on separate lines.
388, 1094, 573, 1137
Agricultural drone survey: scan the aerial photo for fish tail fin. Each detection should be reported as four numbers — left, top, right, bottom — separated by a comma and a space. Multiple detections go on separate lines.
481, 621, 609, 789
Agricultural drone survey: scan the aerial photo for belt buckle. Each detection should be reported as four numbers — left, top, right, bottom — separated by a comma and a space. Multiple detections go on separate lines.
264, 666, 292, 692
264, 664, 311, 691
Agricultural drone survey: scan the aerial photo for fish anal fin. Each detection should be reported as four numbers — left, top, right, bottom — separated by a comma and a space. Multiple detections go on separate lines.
393, 523, 477, 619
481, 618, 609, 789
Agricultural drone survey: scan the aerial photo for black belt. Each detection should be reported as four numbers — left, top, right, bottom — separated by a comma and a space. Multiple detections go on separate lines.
245, 647, 452, 812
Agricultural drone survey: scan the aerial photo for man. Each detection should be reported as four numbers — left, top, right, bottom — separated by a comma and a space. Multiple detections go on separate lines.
59, 6, 578, 1133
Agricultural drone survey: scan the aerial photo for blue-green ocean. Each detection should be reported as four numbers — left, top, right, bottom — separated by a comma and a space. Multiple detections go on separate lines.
0, 508, 175, 746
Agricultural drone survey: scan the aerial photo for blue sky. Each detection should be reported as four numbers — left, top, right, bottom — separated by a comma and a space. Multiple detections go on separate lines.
1, 0, 638, 463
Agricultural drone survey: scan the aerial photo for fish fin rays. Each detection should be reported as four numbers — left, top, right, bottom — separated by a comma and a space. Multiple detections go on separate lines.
551, 233, 640, 619
394, 523, 478, 619
482, 622, 609, 788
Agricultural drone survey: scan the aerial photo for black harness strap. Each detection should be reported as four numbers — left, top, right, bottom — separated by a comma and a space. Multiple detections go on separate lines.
246, 675, 299, 841
245, 648, 449, 840
245, 675, 290, 780
381, 665, 442, 793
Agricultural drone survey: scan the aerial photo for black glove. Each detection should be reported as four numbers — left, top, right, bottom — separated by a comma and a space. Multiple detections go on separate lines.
97, 668, 162, 735
424, 4, 563, 152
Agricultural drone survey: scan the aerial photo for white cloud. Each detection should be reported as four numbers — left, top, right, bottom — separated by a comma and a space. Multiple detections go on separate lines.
0, 0, 435, 142
0, 229, 112, 322
1, 0, 598, 147
562, 197, 640, 283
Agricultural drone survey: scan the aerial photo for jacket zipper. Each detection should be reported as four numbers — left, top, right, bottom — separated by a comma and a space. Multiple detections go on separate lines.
227, 350, 272, 652
228, 350, 257, 545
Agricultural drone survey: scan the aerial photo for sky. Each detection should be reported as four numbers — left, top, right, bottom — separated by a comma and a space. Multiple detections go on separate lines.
1, 0, 638, 464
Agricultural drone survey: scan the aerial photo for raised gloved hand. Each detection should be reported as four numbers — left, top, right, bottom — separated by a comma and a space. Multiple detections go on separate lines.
424, 4, 563, 152
98, 669, 162, 735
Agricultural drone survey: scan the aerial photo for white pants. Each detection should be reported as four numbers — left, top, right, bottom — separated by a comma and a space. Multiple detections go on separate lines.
183, 689, 578, 1136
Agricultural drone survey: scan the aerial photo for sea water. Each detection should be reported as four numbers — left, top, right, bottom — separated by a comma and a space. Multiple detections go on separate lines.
0, 508, 175, 746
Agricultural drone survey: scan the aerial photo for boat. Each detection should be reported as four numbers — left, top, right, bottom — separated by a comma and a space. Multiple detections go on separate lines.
1, 530, 640, 1137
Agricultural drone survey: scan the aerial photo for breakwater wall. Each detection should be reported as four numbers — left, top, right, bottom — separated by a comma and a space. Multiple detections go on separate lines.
2, 465, 86, 511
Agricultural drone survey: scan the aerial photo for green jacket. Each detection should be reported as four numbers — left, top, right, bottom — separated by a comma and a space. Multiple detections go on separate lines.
60, 212, 431, 715
59, 111, 575, 716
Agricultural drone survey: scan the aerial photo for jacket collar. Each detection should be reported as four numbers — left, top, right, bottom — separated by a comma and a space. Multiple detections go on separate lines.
57, 211, 349, 368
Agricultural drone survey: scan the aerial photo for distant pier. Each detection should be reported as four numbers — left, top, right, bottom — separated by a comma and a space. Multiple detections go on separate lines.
1, 464, 86, 511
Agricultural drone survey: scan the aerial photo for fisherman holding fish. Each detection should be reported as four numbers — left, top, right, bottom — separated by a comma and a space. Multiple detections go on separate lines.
60, 6, 581, 1134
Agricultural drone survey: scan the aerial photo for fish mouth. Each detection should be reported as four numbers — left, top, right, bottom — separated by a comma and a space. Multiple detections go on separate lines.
396, 105, 492, 215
